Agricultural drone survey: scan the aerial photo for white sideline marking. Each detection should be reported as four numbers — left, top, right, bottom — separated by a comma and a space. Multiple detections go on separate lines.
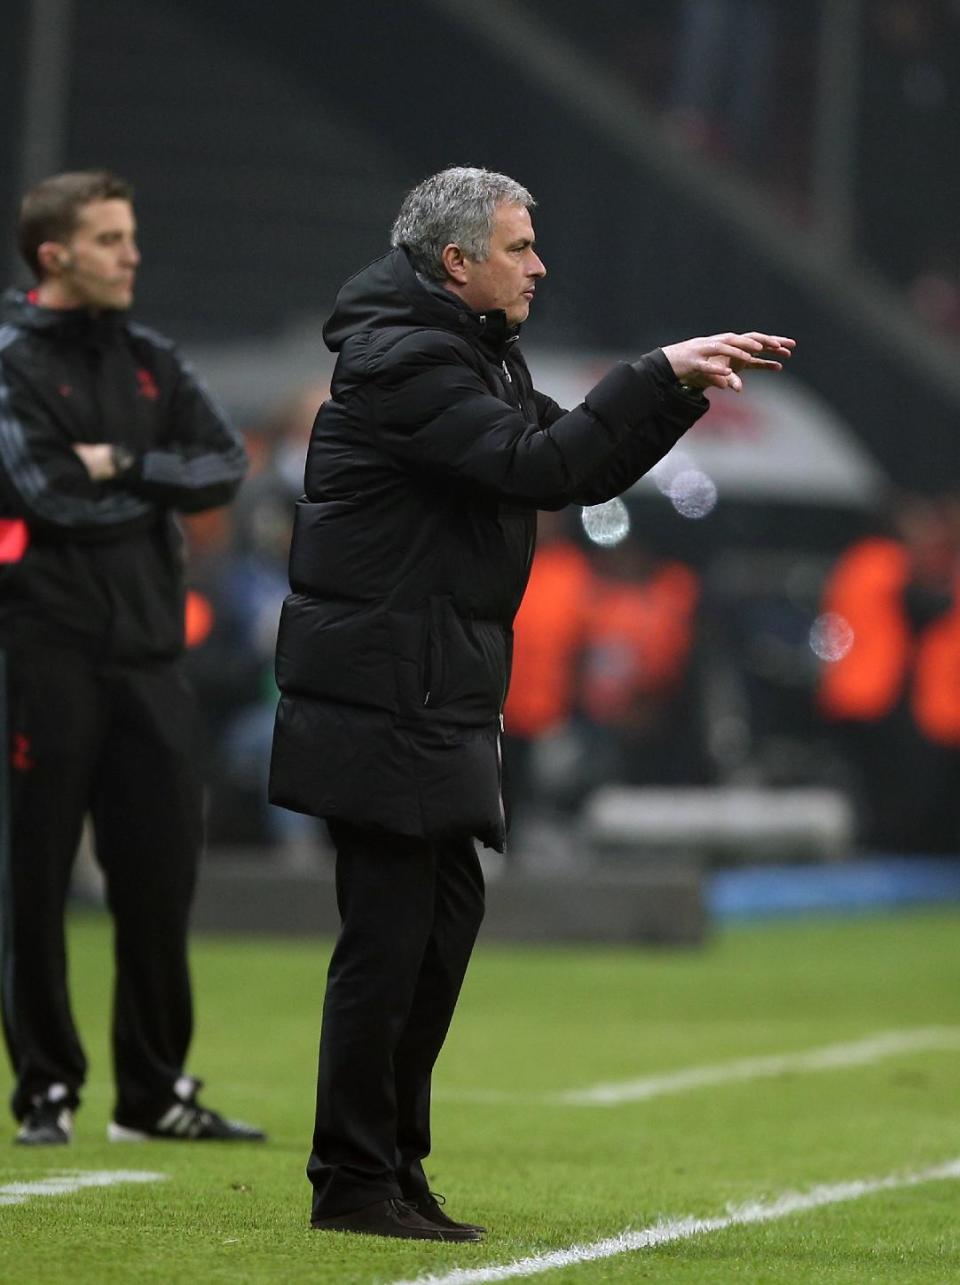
440, 1027, 960, 1107
390, 1157, 960, 1285
0, 1169, 165, 1207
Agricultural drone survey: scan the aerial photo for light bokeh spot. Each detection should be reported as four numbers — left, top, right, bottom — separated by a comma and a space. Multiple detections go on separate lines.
809, 612, 855, 662
581, 498, 631, 547
669, 468, 718, 519
650, 449, 695, 495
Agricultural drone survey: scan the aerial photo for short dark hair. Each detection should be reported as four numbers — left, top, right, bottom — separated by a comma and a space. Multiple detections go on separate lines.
18, 170, 134, 278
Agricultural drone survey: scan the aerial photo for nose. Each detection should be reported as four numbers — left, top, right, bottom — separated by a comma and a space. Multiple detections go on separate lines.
530, 251, 546, 279
123, 240, 141, 268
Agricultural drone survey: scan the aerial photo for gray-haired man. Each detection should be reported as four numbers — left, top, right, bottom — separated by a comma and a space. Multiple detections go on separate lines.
270, 167, 794, 1240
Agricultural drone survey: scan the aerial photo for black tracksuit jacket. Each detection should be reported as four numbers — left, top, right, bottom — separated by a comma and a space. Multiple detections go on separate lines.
0, 289, 247, 661
269, 247, 708, 850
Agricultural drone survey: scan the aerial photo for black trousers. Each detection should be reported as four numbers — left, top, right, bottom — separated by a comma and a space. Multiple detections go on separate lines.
308, 819, 485, 1219
0, 644, 202, 1124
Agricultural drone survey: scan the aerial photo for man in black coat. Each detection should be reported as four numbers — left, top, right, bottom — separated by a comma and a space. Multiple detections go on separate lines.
0, 170, 264, 1147
270, 166, 794, 1240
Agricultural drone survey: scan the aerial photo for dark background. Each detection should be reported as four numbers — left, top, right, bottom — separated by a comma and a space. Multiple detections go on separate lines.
2, 0, 959, 489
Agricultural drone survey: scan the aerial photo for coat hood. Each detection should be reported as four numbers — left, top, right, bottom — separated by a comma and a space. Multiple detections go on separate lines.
322, 247, 516, 360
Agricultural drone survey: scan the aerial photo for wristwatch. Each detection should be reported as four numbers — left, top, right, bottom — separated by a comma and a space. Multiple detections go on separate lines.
109, 443, 137, 476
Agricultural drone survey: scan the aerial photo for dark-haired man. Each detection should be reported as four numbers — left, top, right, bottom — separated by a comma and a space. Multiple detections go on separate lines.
0, 170, 263, 1146
270, 165, 795, 1239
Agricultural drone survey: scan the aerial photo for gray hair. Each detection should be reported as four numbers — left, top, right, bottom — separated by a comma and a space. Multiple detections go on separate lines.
390, 166, 535, 281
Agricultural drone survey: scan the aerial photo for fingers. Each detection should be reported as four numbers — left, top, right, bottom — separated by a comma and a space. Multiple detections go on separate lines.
698, 363, 743, 392
72, 442, 114, 480
710, 333, 795, 358
702, 333, 795, 362
699, 355, 781, 384
698, 332, 794, 392
740, 331, 796, 355
663, 331, 795, 392
709, 343, 783, 370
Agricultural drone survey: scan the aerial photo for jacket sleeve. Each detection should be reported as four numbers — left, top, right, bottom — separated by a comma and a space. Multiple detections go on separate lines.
0, 348, 155, 537
531, 356, 709, 507
117, 355, 248, 513
370, 335, 694, 505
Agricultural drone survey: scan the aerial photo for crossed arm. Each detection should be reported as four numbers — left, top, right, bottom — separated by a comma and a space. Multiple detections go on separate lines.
71, 360, 247, 512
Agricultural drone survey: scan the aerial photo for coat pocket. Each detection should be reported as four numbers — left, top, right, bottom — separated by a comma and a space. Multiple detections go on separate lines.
388, 598, 507, 725
421, 596, 506, 725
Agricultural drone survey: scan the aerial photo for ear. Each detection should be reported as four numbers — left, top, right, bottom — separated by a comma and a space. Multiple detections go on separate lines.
36, 240, 69, 277
440, 242, 470, 286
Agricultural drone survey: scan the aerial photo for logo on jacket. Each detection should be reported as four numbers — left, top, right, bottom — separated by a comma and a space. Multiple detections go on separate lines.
136, 368, 160, 401
58, 384, 73, 398
10, 733, 34, 773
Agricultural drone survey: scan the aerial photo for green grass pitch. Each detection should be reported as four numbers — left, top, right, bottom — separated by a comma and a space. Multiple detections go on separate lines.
1, 903, 959, 1283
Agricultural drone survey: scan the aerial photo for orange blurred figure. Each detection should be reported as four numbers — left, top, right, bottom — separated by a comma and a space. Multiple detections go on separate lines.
504, 511, 592, 740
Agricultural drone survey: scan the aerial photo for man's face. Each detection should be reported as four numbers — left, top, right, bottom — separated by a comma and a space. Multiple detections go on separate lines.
455, 202, 546, 326
46, 198, 140, 310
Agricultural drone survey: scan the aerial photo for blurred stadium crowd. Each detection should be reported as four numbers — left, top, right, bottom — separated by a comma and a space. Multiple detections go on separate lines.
183, 384, 960, 862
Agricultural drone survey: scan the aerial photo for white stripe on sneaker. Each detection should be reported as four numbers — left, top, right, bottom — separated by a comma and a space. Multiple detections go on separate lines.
106, 1122, 149, 1142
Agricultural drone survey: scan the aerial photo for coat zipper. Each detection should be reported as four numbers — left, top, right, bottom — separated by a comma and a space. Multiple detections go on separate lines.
496, 713, 506, 838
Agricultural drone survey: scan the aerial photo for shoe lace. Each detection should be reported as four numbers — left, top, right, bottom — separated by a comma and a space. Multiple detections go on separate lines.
169, 1076, 223, 1133
157, 1095, 220, 1137
388, 1198, 419, 1218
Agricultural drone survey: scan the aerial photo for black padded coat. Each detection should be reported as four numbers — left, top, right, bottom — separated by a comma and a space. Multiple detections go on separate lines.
269, 248, 707, 849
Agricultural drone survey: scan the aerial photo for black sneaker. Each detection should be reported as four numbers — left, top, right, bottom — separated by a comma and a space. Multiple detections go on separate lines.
107, 1076, 266, 1143
311, 1196, 482, 1242
16, 1086, 74, 1146
408, 1190, 486, 1235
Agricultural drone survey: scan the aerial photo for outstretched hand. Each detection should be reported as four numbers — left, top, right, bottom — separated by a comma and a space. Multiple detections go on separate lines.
661, 332, 796, 393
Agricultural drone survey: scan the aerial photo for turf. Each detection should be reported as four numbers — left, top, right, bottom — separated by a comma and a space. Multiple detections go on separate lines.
1, 903, 959, 1283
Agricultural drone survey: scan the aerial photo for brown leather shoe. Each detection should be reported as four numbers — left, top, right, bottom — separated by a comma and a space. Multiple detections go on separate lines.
310, 1196, 482, 1241
408, 1191, 486, 1236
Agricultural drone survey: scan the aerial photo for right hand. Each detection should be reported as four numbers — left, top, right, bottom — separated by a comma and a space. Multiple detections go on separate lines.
661, 331, 796, 393
72, 442, 116, 481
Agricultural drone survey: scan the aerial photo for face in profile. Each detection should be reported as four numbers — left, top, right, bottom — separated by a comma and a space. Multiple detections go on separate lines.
43, 198, 141, 311
454, 202, 546, 327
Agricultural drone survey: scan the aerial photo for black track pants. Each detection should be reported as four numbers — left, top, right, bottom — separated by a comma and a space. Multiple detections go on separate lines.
308, 820, 485, 1219
0, 645, 202, 1123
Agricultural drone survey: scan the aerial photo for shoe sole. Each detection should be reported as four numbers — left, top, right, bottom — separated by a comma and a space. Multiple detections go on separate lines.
107, 1121, 267, 1143
310, 1222, 480, 1241
107, 1122, 149, 1142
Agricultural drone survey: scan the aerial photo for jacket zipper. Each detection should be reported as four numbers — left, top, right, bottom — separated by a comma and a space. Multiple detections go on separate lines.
496, 714, 506, 838
422, 596, 444, 706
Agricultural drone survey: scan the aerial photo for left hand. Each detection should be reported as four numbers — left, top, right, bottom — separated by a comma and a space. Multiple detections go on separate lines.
73, 442, 116, 481
662, 331, 796, 393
